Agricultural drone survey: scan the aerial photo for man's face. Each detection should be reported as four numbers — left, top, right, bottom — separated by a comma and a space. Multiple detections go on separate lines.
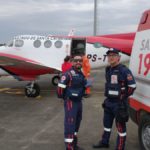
73, 56, 83, 70
107, 52, 120, 66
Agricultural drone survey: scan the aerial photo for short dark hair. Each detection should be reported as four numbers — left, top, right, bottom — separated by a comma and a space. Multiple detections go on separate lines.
64, 56, 71, 62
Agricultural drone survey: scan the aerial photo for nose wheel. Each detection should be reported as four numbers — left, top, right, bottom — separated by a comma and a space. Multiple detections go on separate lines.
25, 82, 40, 97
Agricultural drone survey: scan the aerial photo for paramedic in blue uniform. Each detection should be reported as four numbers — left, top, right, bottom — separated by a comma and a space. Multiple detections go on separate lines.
57, 55, 87, 150
93, 48, 136, 150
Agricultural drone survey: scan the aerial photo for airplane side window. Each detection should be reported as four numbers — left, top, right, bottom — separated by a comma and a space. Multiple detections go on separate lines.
54, 40, 63, 48
93, 42, 102, 48
33, 40, 41, 48
44, 40, 52, 48
15, 40, 24, 47
7, 40, 13, 47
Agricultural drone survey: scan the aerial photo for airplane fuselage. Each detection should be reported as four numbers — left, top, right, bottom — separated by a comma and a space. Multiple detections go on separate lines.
0, 35, 129, 74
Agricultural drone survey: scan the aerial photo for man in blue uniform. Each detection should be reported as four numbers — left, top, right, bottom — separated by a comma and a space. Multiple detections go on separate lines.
57, 55, 86, 150
93, 48, 136, 150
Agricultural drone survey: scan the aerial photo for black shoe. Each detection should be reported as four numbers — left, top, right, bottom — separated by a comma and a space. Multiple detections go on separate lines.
84, 94, 91, 98
93, 141, 109, 148
75, 145, 84, 150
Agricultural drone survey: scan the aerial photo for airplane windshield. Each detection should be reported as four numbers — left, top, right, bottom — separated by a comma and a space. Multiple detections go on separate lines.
7, 40, 13, 47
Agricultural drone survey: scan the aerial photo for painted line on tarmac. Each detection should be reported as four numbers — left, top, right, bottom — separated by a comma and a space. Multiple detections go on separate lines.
0, 88, 11, 92
5, 91, 23, 94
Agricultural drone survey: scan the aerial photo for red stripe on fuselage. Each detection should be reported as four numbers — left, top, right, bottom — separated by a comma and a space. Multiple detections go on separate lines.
0, 52, 40, 64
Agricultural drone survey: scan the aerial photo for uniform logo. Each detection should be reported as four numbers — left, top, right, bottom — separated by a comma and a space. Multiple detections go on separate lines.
61, 76, 66, 81
127, 74, 133, 80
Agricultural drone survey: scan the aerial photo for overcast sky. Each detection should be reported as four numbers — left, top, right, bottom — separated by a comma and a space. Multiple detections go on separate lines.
0, 0, 150, 43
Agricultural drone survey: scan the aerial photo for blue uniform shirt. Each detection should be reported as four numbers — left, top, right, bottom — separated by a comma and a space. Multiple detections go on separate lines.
57, 67, 87, 101
105, 64, 136, 99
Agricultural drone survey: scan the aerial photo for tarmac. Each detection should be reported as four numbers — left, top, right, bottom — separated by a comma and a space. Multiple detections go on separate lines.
0, 70, 140, 150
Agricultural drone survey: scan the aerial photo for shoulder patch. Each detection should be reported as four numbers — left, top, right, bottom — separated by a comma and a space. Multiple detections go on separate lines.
127, 74, 133, 80
61, 76, 66, 81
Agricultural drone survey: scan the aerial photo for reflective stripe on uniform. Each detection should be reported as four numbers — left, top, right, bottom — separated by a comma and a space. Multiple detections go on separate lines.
58, 83, 66, 88
104, 127, 111, 132
118, 132, 126, 137
64, 138, 73, 143
108, 90, 119, 95
72, 93, 78, 96
128, 84, 136, 88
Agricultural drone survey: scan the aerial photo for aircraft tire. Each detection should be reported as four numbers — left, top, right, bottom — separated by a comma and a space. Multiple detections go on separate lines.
25, 83, 40, 97
52, 75, 60, 86
138, 114, 150, 150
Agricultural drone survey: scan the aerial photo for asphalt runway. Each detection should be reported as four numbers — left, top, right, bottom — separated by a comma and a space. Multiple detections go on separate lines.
0, 70, 140, 150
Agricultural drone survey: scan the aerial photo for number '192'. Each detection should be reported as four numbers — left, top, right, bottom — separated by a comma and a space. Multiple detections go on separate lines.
138, 53, 150, 76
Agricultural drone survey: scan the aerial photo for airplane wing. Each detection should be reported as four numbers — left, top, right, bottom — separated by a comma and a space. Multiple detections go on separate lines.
0, 52, 60, 81
98, 32, 136, 40
87, 32, 135, 55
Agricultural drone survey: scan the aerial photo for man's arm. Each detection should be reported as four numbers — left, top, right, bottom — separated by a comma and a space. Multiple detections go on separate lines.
57, 73, 69, 99
125, 68, 136, 97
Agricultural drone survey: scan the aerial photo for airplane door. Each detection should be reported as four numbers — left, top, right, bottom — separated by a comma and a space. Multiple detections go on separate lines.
71, 38, 86, 56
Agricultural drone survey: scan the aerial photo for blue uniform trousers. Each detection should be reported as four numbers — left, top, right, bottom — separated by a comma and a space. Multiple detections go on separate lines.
64, 99, 82, 142
102, 98, 126, 150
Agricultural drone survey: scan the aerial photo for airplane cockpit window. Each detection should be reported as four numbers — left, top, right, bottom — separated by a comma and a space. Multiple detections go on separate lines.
44, 40, 52, 48
33, 40, 41, 48
7, 40, 13, 47
15, 39, 24, 47
54, 40, 63, 48
93, 42, 102, 48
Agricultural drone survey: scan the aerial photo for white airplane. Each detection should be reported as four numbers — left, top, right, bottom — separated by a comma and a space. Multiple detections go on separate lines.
0, 33, 135, 97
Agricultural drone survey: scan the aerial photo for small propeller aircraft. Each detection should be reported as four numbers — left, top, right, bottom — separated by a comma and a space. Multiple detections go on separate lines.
0, 33, 135, 97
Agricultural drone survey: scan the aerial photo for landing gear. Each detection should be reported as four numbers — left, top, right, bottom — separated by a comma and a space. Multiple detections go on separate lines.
25, 82, 40, 97
51, 75, 60, 86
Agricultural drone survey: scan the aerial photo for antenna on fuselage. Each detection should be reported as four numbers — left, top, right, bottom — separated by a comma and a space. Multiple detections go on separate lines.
68, 29, 75, 36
